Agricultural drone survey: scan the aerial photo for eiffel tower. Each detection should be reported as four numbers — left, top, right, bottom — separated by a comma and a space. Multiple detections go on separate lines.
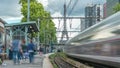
60, 4, 69, 44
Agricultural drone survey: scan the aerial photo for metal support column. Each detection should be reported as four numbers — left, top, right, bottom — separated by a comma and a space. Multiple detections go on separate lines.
27, 0, 30, 22
60, 4, 69, 43
25, 26, 28, 45
38, 18, 40, 46
10, 27, 12, 40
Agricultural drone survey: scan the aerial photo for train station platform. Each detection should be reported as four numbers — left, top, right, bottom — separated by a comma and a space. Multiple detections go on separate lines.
43, 53, 53, 68
0, 53, 53, 68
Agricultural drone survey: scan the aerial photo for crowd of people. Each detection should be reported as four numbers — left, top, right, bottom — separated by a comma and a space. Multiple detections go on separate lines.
12, 38, 36, 64
0, 37, 43, 66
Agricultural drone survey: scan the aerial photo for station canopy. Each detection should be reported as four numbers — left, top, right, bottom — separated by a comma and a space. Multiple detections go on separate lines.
5, 21, 39, 33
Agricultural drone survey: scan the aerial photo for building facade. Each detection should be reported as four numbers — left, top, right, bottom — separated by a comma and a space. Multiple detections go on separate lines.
0, 18, 6, 46
106, 0, 120, 17
81, 4, 101, 31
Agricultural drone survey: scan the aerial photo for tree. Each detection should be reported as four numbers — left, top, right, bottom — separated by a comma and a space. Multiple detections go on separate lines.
113, 3, 120, 13
19, 0, 57, 44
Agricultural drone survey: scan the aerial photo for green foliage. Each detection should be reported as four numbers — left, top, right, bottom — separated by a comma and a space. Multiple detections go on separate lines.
19, 0, 36, 5
19, 0, 57, 44
113, 3, 120, 13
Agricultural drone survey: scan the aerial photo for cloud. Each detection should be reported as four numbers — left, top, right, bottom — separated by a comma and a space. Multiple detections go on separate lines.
46, 0, 106, 16
38, 0, 48, 7
0, 0, 106, 24
0, 0, 21, 22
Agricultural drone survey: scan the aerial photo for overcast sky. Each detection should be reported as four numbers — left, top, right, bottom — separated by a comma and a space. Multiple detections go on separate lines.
46, 0, 106, 16
0, 0, 106, 40
0, 0, 106, 23
0, 0, 22, 23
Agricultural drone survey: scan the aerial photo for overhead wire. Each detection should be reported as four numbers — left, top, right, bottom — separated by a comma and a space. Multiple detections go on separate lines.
57, 0, 64, 38
66, 0, 72, 9
46, 0, 64, 40
66, 0, 79, 30
68, 0, 79, 16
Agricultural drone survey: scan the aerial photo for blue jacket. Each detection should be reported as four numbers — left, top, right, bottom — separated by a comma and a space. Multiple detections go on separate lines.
12, 40, 20, 51
27, 43, 35, 51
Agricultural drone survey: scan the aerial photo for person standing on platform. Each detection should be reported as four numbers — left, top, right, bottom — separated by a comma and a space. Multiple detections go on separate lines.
27, 39, 35, 63
21, 39, 28, 60
12, 37, 21, 64
39, 46, 43, 56
9, 45, 13, 60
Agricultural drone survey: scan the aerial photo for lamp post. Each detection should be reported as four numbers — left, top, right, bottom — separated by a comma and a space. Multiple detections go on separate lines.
27, 0, 30, 22
38, 18, 40, 46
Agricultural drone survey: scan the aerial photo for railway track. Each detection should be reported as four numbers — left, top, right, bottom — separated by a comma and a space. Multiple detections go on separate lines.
53, 54, 93, 68
54, 56, 75, 68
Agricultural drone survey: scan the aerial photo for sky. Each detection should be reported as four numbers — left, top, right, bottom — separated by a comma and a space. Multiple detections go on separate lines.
46, 0, 106, 16
0, 0, 106, 40
0, 0, 22, 23
0, 0, 106, 23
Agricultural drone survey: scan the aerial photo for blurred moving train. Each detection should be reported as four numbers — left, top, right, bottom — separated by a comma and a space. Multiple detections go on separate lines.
65, 11, 120, 57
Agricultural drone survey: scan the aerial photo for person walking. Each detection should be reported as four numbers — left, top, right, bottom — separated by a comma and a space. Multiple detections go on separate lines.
9, 45, 13, 60
12, 37, 21, 64
27, 39, 35, 63
21, 39, 28, 60
39, 46, 43, 56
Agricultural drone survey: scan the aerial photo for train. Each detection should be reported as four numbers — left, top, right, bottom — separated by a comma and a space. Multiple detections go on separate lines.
65, 11, 120, 57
